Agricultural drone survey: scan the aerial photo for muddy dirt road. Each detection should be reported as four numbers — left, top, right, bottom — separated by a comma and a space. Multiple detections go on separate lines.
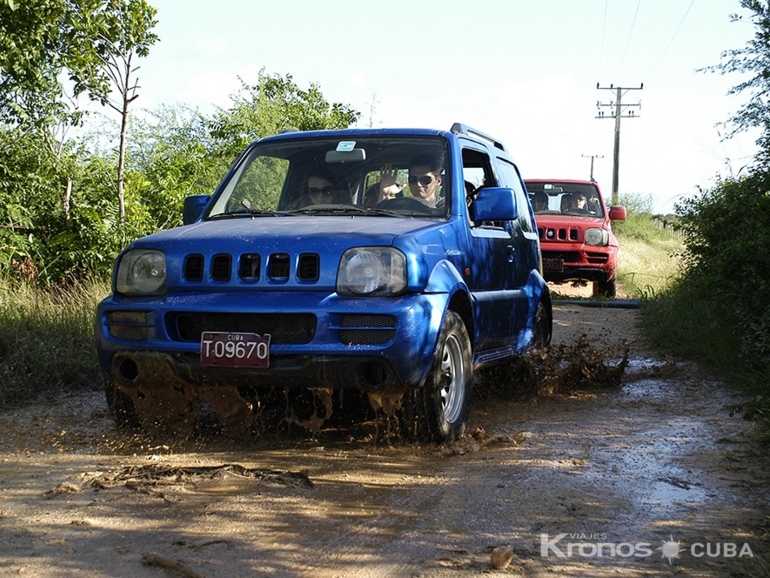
0, 302, 768, 577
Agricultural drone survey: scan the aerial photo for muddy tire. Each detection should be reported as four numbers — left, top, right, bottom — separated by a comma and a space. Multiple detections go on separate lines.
597, 277, 617, 298
532, 301, 552, 348
104, 380, 140, 429
405, 311, 472, 443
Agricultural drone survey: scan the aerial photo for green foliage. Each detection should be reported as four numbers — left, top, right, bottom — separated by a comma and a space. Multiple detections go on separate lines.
209, 71, 361, 162
127, 105, 221, 229
640, 170, 770, 442
617, 190, 654, 215
675, 172, 770, 368
701, 0, 770, 164
0, 0, 146, 129
0, 279, 107, 408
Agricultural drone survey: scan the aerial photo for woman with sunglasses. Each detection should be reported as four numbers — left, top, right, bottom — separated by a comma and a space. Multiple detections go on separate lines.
407, 155, 443, 206
292, 166, 347, 208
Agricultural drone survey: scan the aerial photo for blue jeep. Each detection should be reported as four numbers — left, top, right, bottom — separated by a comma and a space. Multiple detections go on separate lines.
95, 123, 552, 443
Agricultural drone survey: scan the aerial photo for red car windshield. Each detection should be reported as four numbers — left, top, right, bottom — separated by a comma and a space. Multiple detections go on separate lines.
526, 182, 605, 218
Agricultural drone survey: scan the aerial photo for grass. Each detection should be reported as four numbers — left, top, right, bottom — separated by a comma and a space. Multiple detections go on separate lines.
0, 279, 110, 409
613, 214, 684, 298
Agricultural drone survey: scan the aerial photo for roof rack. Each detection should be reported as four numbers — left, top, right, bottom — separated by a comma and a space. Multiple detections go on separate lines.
450, 123, 506, 151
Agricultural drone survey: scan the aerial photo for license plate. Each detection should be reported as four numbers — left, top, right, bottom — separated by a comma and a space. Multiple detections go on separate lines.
543, 258, 564, 272
200, 332, 271, 368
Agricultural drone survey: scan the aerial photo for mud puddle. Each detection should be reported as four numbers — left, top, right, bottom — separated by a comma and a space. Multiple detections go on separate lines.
0, 303, 768, 577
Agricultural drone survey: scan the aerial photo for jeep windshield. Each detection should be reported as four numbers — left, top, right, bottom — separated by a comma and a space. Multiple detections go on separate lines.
526, 181, 605, 218
207, 136, 451, 219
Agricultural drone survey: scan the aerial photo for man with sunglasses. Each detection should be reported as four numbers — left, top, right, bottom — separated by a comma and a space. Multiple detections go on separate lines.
407, 155, 443, 206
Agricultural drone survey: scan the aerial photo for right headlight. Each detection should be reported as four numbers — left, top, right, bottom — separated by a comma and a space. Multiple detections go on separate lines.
584, 228, 610, 247
337, 247, 407, 297
115, 249, 167, 296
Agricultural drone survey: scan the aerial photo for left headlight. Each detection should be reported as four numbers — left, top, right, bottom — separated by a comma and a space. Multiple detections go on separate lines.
337, 247, 407, 297
584, 228, 610, 247
116, 249, 167, 296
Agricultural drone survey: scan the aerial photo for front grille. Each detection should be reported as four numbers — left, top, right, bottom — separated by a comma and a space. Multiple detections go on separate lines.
339, 314, 396, 345
184, 255, 204, 282
106, 311, 150, 341
182, 252, 321, 284
171, 312, 316, 344
540, 227, 580, 242
268, 253, 290, 281
239, 253, 261, 281
298, 253, 319, 281
212, 254, 232, 281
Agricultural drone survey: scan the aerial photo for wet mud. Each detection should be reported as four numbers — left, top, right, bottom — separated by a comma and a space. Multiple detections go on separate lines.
0, 303, 768, 577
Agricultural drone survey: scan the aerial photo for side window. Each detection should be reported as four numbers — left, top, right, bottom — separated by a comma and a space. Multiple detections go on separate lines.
461, 146, 497, 225
496, 158, 535, 234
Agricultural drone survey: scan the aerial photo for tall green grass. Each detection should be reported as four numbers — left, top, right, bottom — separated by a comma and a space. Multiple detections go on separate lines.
0, 279, 110, 408
613, 214, 684, 298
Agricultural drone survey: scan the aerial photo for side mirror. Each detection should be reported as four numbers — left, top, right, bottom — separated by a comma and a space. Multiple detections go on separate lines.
470, 187, 518, 222
183, 195, 211, 225
609, 206, 627, 221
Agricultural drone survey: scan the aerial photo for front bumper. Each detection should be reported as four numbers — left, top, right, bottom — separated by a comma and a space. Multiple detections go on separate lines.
541, 244, 617, 284
95, 290, 447, 394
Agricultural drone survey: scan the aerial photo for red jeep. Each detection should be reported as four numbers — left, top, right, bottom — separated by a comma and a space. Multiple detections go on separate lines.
524, 179, 626, 298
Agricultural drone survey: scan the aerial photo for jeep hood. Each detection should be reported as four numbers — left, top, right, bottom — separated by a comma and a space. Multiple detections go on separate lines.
127, 216, 439, 254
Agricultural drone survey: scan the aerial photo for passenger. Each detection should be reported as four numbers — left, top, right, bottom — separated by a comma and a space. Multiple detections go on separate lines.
292, 166, 348, 208
532, 191, 548, 212
568, 192, 589, 213
364, 163, 405, 207
407, 155, 443, 206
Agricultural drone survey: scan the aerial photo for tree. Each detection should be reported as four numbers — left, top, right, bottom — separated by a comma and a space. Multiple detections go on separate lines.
208, 71, 361, 163
701, 0, 770, 164
0, 0, 103, 129
87, 0, 158, 222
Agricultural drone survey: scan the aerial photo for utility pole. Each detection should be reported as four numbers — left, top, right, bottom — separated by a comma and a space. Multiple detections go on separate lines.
596, 83, 642, 206
582, 154, 604, 182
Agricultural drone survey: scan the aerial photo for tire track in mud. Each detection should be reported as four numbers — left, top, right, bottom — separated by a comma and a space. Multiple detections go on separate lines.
0, 304, 768, 577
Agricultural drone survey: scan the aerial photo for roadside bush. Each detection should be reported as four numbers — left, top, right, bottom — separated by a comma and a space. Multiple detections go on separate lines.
676, 172, 770, 370
641, 171, 770, 441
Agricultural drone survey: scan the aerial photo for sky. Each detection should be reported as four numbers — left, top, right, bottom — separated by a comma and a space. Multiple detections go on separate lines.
132, 0, 761, 214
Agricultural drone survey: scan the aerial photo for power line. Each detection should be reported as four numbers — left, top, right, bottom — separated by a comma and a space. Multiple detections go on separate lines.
644, 0, 695, 82
613, 0, 642, 79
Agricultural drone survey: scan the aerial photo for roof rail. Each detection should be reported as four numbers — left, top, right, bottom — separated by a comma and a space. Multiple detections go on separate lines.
450, 122, 506, 151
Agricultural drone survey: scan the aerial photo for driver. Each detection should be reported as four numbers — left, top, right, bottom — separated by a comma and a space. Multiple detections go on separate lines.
407, 155, 443, 206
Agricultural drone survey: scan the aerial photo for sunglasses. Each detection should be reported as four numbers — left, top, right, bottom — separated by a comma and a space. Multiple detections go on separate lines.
307, 186, 336, 196
408, 175, 435, 186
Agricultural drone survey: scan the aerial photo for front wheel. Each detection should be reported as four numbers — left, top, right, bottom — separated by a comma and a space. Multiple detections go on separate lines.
597, 277, 617, 298
532, 301, 552, 348
404, 311, 472, 443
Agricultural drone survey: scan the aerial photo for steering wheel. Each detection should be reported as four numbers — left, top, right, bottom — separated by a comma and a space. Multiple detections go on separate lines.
375, 196, 435, 212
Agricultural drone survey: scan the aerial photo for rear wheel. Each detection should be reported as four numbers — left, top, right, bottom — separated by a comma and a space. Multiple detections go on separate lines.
405, 311, 472, 443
